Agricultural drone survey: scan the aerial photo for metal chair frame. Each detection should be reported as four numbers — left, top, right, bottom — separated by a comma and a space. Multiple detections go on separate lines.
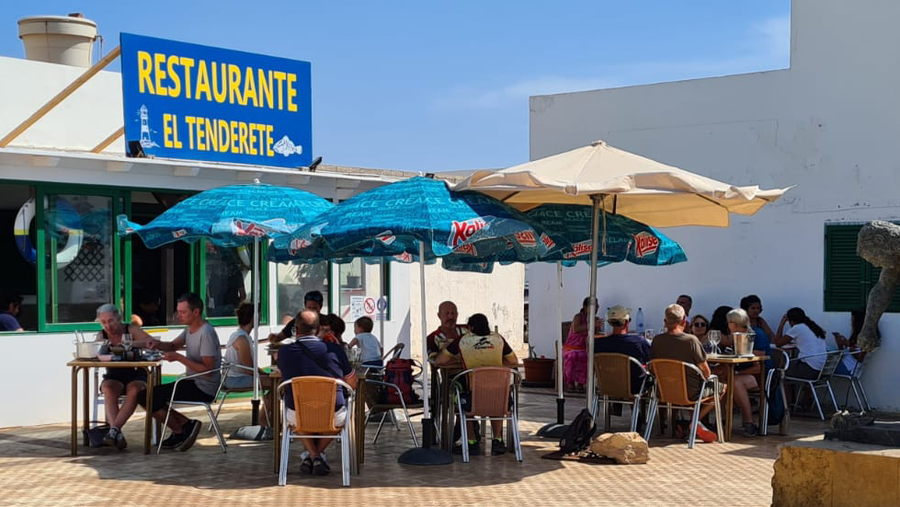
643, 360, 724, 449
589, 353, 651, 433
157, 367, 229, 454
784, 350, 843, 420
277, 377, 356, 487
759, 348, 791, 436
208, 362, 269, 431
832, 348, 874, 412
450, 367, 523, 463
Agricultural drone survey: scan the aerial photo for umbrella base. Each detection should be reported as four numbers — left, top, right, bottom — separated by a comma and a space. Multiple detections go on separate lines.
397, 418, 453, 465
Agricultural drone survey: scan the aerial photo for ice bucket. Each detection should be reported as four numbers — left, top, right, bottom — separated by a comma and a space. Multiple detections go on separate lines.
732, 332, 755, 356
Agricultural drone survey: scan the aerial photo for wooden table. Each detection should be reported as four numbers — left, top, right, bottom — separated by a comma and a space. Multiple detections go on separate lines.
706, 354, 768, 441
67, 359, 162, 455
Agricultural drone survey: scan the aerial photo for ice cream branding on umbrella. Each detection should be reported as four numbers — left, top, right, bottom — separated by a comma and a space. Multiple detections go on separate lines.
514, 231, 537, 247
232, 220, 267, 237
454, 243, 478, 256
394, 252, 413, 263
448, 216, 490, 247
376, 231, 396, 245
634, 232, 659, 258
540, 233, 555, 250
563, 240, 593, 259
172, 229, 187, 238
288, 237, 310, 255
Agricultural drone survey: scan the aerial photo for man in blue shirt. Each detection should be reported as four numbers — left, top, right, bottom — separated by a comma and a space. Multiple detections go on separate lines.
0, 293, 23, 331
278, 309, 356, 476
594, 305, 651, 395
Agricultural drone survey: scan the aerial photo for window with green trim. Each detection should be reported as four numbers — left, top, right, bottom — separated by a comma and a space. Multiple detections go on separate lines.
276, 261, 329, 320
824, 223, 900, 312
0, 183, 37, 331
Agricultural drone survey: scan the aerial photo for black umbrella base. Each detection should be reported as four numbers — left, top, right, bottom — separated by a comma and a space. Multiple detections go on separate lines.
536, 423, 569, 439
397, 446, 454, 465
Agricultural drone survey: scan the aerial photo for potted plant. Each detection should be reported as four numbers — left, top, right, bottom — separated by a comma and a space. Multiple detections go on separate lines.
522, 345, 555, 385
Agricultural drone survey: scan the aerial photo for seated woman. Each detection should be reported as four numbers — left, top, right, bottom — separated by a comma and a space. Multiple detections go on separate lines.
690, 314, 712, 352
95, 303, 154, 449
223, 302, 269, 425
741, 295, 776, 349
709, 305, 732, 338
775, 307, 828, 379
718, 308, 767, 437
832, 309, 878, 376
564, 297, 602, 393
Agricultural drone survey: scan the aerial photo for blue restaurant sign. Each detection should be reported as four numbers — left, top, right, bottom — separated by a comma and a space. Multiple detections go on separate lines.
119, 33, 312, 168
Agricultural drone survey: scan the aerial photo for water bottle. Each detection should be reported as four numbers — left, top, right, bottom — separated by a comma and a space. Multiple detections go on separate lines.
636, 308, 644, 335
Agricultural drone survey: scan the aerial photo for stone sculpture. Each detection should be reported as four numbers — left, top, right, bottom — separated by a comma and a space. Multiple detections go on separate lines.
856, 220, 900, 350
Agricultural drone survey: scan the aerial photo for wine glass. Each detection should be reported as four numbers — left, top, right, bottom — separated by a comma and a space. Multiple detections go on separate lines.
707, 330, 721, 354
644, 328, 655, 342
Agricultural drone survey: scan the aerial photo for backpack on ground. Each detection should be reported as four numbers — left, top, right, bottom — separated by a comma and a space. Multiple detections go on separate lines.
381, 358, 421, 405
559, 408, 597, 454
767, 369, 786, 426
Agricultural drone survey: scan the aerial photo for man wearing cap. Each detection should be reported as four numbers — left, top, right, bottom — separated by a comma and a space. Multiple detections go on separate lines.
594, 305, 651, 395
267, 290, 325, 343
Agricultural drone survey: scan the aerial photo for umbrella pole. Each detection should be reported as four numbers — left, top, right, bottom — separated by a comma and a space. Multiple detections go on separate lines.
251, 236, 261, 425
585, 195, 602, 415
398, 241, 452, 465
537, 261, 569, 438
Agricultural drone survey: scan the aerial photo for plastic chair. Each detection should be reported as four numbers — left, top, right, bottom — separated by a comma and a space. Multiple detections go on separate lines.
643, 359, 724, 449
758, 348, 791, 436
784, 350, 843, 420
157, 367, 228, 454
278, 376, 355, 487
590, 353, 650, 432
450, 367, 523, 463
209, 363, 269, 430
833, 348, 874, 412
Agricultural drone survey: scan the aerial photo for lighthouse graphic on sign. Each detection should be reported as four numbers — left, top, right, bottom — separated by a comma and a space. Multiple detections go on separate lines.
138, 105, 159, 148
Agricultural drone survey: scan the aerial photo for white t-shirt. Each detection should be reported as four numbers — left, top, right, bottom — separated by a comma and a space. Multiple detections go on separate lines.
354, 332, 382, 364
224, 329, 256, 379
786, 323, 827, 370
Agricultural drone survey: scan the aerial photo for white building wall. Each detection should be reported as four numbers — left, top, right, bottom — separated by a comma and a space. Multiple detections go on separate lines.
528, 0, 900, 410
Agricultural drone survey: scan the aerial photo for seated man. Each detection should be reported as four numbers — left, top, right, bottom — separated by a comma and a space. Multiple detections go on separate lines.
0, 292, 24, 331
141, 292, 221, 452
426, 301, 467, 359
278, 309, 357, 476
650, 304, 722, 443
594, 304, 651, 395
267, 290, 324, 343
435, 313, 518, 456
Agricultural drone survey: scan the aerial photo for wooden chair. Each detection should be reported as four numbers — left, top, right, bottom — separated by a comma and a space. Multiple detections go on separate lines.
644, 359, 723, 449
450, 367, 523, 463
590, 353, 650, 432
277, 376, 355, 487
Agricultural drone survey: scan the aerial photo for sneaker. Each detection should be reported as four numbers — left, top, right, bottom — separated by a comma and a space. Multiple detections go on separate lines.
312, 456, 330, 476
175, 420, 201, 452
695, 422, 717, 443
160, 432, 183, 449
468, 440, 481, 456
742, 422, 759, 437
300, 456, 313, 474
114, 431, 127, 451
491, 438, 507, 456
103, 427, 118, 447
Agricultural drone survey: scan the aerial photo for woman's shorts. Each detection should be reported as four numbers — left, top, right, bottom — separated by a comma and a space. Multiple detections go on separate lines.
224, 375, 253, 390
103, 368, 147, 386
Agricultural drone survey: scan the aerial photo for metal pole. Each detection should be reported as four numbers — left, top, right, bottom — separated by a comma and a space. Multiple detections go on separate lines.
419, 241, 430, 421
585, 195, 602, 414
251, 236, 261, 425
379, 259, 386, 349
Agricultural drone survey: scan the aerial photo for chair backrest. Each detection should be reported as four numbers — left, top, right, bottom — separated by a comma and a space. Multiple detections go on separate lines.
818, 350, 844, 379
593, 353, 636, 399
850, 348, 874, 378
771, 348, 790, 371
648, 359, 701, 406
384, 342, 405, 360
468, 367, 514, 417
290, 376, 340, 434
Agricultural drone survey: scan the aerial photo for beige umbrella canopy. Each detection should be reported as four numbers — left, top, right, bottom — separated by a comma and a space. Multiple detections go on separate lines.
455, 139, 792, 415
457, 140, 791, 227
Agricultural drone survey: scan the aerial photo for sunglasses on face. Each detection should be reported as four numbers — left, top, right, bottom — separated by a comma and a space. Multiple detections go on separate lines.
692, 322, 708, 328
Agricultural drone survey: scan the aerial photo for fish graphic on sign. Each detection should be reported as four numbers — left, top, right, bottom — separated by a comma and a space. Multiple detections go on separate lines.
273, 135, 303, 157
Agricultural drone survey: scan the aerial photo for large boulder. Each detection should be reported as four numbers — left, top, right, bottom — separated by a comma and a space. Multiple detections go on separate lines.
589, 432, 649, 464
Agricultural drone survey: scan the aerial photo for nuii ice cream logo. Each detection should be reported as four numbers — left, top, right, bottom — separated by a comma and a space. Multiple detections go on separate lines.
448, 217, 490, 247
634, 232, 660, 258
563, 240, 593, 259
288, 237, 310, 256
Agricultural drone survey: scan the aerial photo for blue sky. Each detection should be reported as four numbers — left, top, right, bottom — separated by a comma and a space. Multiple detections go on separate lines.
0, 1, 790, 172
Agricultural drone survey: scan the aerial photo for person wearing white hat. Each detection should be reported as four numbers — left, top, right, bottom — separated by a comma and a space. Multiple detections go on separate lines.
594, 305, 652, 398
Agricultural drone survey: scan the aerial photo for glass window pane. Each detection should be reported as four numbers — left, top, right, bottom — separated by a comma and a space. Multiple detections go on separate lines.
276, 261, 329, 324
338, 259, 384, 323
1, 184, 36, 331
205, 243, 251, 318
45, 194, 114, 324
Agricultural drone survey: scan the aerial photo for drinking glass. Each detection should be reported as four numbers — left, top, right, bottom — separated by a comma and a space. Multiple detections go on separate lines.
644, 329, 655, 342
707, 330, 721, 354
122, 333, 133, 353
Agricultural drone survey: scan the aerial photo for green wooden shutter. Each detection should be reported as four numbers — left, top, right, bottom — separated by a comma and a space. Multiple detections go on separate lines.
824, 223, 900, 312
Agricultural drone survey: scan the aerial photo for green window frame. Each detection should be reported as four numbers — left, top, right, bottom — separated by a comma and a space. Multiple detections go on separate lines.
200, 238, 269, 327
824, 222, 900, 312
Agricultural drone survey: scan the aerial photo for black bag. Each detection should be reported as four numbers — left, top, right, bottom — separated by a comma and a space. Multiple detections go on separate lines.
767, 370, 786, 426
559, 408, 596, 454
84, 424, 110, 448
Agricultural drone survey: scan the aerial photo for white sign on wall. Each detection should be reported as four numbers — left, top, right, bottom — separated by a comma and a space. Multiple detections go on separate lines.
350, 296, 365, 320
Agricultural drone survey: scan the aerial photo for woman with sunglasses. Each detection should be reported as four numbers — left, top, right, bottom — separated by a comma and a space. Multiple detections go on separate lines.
690, 314, 712, 352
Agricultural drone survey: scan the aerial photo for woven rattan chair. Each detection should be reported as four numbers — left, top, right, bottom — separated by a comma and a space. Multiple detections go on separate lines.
644, 359, 723, 449
590, 353, 650, 432
450, 367, 522, 463
277, 376, 355, 487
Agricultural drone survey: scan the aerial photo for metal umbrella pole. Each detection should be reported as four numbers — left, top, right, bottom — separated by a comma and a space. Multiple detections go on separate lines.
251, 236, 261, 425
537, 261, 569, 438
397, 241, 453, 465
585, 195, 602, 415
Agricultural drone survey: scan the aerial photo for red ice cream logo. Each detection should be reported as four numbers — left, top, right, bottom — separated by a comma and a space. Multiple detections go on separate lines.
514, 231, 537, 247
540, 233, 555, 249
377, 231, 396, 245
563, 240, 593, 259
454, 243, 477, 256
394, 252, 413, 263
288, 237, 310, 255
233, 220, 267, 237
634, 232, 659, 258
172, 229, 187, 239
448, 217, 488, 247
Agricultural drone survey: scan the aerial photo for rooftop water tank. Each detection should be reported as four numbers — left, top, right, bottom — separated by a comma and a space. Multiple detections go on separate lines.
18, 13, 98, 68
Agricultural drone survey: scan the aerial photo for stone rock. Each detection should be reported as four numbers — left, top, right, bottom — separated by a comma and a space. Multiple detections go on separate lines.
856, 221, 900, 350
589, 432, 648, 464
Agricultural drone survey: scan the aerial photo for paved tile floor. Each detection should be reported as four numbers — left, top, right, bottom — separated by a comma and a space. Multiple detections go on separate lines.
0, 389, 831, 507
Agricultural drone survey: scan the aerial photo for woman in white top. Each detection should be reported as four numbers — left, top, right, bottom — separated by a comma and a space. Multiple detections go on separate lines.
224, 303, 256, 390
775, 307, 828, 379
